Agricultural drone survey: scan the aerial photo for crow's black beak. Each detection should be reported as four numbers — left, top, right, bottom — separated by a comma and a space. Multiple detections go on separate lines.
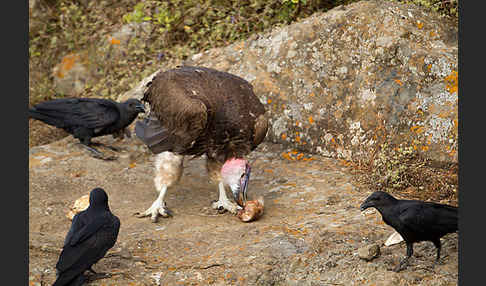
136, 103, 146, 113
360, 201, 371, 211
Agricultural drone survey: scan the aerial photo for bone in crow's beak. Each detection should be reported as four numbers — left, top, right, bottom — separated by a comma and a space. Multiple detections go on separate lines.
233, 164, 251, 207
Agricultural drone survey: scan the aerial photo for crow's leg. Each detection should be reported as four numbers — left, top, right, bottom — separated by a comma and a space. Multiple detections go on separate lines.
90, 142, 122, 152
75, 134, 117, 160
394, 242, 414, 272
432, 238, 442, 265
69, 274, 87, 286
77, 143, 117, 161
86, 270, 111, 281
135, 152, 183, 222
87, 267, 97, 274
124, 128, 132, 138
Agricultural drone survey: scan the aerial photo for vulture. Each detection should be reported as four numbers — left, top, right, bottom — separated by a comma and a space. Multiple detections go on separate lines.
29, 97, 145, 159
53, 188, 120, 286
360, 191, 458, 271
135, 66, 268, 222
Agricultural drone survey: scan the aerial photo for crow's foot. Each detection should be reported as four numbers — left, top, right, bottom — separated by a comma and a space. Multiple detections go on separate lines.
91, 142, 122, 152
393, 257, 410, 272
78, 143, 118, 160
86, 271, 111, 281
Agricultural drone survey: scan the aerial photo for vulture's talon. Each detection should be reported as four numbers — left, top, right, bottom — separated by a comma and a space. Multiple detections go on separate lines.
211, 200, 239, 214
160, 207, 173, 217
133, 212, 145, 218
150, 215, 158, 223
136, 203, 171, 223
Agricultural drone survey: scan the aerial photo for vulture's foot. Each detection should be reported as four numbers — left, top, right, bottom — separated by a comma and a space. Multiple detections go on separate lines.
79, 144, 118, 161
211, 199, 241, 214
135, 201, 172, 223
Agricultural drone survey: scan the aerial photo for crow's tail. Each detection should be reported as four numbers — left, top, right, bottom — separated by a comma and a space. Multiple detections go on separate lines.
437, 204, 459, 233
29, 107, 65, 127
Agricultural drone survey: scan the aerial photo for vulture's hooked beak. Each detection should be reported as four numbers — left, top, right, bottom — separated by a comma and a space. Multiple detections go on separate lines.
136, 102, 146, 113
233, 164, 251, 207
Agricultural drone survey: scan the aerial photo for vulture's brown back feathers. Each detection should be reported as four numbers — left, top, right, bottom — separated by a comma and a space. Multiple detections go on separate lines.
137, 66, 268, 162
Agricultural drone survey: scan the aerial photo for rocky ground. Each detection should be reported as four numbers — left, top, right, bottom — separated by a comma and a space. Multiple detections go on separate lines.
29, 131, 458, 286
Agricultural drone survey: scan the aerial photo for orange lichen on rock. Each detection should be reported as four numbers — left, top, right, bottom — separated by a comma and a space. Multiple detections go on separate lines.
55, 53, 80, 78
445, 70, 458, 94
410, 125, 424, 134
109, 37, 121, 45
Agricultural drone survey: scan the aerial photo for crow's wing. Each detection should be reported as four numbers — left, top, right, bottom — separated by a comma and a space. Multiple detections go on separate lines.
55, 215, 120, 281
54, 216, 120, 285
398, 202, 457, 238
67, 211, 112, 246
30, 98, 120, 129
63, 212, 84, 247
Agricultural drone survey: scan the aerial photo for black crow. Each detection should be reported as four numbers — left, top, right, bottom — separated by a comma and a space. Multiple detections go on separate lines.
360, 191, 458, 271
29, 97, 145, 160
53, 188, 120, 286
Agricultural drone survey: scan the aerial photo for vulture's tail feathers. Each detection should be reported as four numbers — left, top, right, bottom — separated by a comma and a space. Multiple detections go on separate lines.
135, 115, 172, 154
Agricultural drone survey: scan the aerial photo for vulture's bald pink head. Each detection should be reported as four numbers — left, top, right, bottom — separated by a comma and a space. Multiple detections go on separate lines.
221, 158, 251, 207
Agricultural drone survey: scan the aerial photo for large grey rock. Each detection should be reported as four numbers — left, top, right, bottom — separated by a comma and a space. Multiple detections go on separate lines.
119, 0, 458, 165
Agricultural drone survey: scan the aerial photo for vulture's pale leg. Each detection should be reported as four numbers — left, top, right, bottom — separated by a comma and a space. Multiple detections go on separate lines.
211, 181, 241, 214
206, 158, 242, 214
135, 152, 183, 222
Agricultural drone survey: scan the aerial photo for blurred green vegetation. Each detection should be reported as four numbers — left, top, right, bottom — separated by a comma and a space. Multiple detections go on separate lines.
29, 0, 457, 106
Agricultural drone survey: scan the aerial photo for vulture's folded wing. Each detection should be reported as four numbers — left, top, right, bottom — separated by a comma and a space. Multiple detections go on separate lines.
138, 70, 208, 154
